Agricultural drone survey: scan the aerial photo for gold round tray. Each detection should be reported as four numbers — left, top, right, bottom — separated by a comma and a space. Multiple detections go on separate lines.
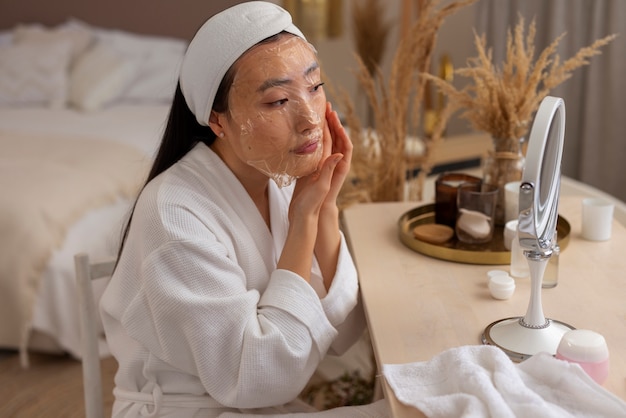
398, 204, 571, 265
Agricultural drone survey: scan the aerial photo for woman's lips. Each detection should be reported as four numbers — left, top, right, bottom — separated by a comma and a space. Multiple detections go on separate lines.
293, 138, 320, 155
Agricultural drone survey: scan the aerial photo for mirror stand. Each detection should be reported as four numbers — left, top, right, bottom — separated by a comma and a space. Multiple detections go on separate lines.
482, 249, 574, 361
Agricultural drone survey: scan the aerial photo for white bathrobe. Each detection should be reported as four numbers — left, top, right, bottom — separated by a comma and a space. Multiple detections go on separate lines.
100, 143, 385, 417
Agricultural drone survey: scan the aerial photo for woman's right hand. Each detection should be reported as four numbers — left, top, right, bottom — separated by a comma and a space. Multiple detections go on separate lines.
289, 152, 343, 221
278, 144, 343, 282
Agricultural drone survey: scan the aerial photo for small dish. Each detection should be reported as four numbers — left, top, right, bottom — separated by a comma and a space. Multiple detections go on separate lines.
412, 224, 454, 245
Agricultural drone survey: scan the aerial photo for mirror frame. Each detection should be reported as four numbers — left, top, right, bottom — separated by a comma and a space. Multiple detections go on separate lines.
518, 96, 566, 253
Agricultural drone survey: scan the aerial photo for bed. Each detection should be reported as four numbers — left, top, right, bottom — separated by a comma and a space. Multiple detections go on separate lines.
0, 0, 252, 365
0, 17, 193, 364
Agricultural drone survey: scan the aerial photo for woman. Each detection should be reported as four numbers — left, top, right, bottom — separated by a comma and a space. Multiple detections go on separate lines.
100, 2, 388, 417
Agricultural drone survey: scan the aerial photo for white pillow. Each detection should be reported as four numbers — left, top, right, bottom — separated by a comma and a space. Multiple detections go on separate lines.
98, 30, 186, 103
61, 19, 186, 103
69, 43, 137, 111
13, 23, 94, 66
0, 41, 73, 108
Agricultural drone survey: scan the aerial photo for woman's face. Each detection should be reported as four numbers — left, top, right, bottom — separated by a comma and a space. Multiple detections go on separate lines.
216, 35, 326, 185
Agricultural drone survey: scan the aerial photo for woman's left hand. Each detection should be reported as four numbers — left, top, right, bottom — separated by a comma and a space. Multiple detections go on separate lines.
320, 102, 352, 208
311, 102, 351, 289
290, 102, 351, 218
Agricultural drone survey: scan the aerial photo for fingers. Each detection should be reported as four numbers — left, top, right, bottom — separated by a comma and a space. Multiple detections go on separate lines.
311, 152, 342, 184
292, 152, 342, 217
324, 103, 352, 157
322, 103, 351, 178
317, 103, 334, 171
324, 153, 343, 173
321, 121, 332, 169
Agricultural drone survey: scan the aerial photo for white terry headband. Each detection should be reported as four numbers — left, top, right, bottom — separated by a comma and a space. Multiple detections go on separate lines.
180, 1, 306, 126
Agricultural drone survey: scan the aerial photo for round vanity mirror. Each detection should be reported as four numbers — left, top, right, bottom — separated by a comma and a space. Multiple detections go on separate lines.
482, 96, 574, 361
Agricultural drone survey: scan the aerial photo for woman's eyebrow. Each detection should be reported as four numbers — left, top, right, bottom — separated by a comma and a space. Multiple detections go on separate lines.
304, 62, 320, 77
257, 62, 320, 93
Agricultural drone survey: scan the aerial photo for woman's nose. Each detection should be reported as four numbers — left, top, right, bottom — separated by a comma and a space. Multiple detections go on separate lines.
294, 99, 320, 133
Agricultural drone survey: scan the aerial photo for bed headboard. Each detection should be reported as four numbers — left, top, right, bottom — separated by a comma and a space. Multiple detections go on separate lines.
0, 0, 244, 40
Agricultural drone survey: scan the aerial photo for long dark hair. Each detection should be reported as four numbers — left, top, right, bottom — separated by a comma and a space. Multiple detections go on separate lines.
116, 71, 235, 261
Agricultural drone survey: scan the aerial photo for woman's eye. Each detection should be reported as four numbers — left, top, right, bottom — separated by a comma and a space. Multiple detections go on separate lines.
268, 98, 288, 106
311, 82, 325, 93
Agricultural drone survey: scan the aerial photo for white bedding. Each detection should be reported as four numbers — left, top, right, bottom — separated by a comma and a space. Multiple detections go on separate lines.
0, 105, 169, 360
0, 104, 168, 155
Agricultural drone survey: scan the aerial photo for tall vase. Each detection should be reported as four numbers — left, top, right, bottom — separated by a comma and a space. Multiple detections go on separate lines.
482, 137, 525, 225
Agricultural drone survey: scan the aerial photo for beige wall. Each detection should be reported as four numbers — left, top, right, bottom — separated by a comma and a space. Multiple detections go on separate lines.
0, 0, 241, 40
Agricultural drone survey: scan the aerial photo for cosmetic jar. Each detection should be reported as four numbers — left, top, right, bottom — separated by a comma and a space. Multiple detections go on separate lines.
488, 274, 515, 300
556, 329, 609, 385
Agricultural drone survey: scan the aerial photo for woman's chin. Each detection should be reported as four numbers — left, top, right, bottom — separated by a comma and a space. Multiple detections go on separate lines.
288, 151, 324, 178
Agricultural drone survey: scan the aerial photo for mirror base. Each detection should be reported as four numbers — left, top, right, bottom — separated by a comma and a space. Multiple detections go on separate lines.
482, 317, 575, 362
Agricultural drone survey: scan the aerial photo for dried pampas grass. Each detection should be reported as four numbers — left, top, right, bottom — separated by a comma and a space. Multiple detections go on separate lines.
351, 0, 392, 76
423, 16, 617, 140
335, 0, 476, 207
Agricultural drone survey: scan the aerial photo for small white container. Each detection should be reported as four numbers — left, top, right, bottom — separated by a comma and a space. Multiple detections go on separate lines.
581, 198, 614, 241
488, 274, 515, 300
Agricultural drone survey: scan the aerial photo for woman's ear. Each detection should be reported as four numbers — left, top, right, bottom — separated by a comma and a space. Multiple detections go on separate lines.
208, 110, 225, 138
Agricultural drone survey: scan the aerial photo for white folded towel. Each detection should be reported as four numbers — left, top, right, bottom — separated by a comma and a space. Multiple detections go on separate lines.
382, 345, 626, 418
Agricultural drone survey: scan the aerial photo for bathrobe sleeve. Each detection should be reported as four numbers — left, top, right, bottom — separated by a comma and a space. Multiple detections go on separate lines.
262, 235, 366, 359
